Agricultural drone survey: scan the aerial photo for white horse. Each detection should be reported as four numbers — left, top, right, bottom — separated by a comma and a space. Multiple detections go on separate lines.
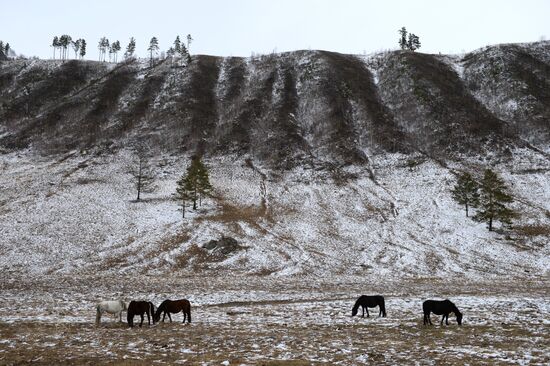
96, 299, 127, 325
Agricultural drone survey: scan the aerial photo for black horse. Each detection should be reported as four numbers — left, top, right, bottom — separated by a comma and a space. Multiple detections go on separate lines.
351, 295, 387, 318
423, 299, 463, 326
154, 299, 191, 323
127, 301, 156, 327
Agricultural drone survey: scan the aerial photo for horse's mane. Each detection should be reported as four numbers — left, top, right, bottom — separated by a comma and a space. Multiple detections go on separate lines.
446, 300, 460, 314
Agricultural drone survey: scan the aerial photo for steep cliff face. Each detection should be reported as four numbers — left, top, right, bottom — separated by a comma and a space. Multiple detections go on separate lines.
2, 41, 548, 164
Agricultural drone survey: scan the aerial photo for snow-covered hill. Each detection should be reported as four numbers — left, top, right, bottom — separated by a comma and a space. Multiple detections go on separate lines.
0, 41, 549, 278
0, 147, 548, 278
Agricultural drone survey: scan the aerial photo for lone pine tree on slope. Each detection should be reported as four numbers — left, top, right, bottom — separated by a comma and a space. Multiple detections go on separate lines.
451, 172, 479, 217
175, 156, 213, 218
473, 169, 516, 231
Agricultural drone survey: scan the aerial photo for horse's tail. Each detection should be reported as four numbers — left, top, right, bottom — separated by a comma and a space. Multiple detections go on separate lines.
187, 303, 191, 323
380, 297, 387, 317
95, 305, 101, 325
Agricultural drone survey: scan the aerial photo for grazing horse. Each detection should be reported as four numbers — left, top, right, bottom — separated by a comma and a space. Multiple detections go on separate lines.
96, 300, 127, 325
127, 301, 156, 327
423, 299, 463, 326
154, 299, 191, 323
351, 295, 387, 318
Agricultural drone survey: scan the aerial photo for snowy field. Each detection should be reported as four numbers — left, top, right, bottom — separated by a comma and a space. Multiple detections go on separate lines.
1, 147, 549, 364
0, 276, 549, 365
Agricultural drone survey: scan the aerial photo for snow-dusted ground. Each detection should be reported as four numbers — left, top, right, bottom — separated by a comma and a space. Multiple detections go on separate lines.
0, 147, 548, 278
0, 276, 548, 364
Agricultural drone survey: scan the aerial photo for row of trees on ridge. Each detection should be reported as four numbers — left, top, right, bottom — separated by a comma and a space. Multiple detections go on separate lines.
52, 35, 87, 60
49, 35, 193, 64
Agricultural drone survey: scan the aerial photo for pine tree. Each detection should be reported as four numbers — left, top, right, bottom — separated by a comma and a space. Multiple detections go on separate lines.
51, 36, 60, 59
4, 43, 10, 56
114, 41, 121, 62
175, 173, 191, 218
98, 37, 109, 62
473, 169, 516, 231
186, 34, 193, 52
59, 35, 71, 60
124, 37, 136, 59
72, 39, 81, 59
148, 37, 159, 66
175, 157, 213, 214
110, 40, 121, 62
407, 33, 421, 51
131, 149, 155, 201
79, 39, 87, 59
174, 35, 182, 54
398, 27, 408, 50
451, 172, 479, 217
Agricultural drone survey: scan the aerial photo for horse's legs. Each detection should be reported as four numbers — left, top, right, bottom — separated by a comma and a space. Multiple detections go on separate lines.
187, 309, 191, 323
183, 312, 186, 323
162, 312, 166, 322
446, 314, 449, 325
366, 307, 369, 318
96, 309, 102, 325
139, 314, 144, 327
424, 313, 432, 325
168, 313, 173, 323
146, 311, 151, 325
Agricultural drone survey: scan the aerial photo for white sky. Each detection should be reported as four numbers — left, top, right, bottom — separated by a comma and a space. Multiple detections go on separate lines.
2, 0, 549, 60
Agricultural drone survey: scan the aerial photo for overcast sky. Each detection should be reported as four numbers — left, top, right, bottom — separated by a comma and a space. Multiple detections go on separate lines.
2, 0, 549, 60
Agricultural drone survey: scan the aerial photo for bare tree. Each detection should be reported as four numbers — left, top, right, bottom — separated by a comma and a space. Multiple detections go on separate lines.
130, 146, 156, 201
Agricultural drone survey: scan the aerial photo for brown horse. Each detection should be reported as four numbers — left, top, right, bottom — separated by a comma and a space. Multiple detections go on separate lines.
127, 301, 156, 327
154, 299, 191, 323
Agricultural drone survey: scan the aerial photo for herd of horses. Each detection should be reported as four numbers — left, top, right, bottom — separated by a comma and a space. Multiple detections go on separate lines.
96, 299, 191, 327
96, 296, 463, 327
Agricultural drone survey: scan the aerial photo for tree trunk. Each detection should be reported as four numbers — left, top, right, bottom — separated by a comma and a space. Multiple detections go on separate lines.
488, 217, 493, 231
465, 202, 469, 217
136, 162, 142, 201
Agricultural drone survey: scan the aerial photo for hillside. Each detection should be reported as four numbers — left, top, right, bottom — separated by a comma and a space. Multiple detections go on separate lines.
0, 41, 549, 278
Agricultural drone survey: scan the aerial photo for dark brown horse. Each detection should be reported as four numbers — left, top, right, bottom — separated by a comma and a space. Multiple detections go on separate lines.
127, 301, 156, 327
423, 299, 463, 326
154, 299, 191, 323
351, 295, 387, 318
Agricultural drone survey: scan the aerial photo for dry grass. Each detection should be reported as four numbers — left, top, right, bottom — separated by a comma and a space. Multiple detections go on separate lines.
1, 275, 549, 365
1, 312, 548, 365
515, 224, 550, 237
